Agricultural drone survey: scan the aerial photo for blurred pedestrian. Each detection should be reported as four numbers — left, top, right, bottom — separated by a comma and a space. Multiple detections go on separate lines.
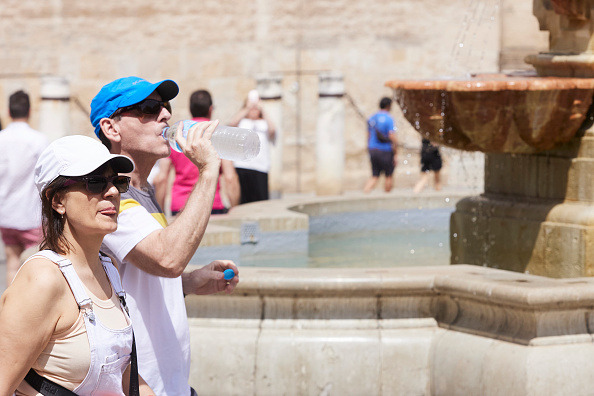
0, 90, 49, 286
228, 90, 276, 204
363, 97, 398, 193
155, 89, 239, 215
413, 138, 443, 193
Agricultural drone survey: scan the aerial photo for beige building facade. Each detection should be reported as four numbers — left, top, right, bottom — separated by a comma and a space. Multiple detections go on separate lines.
0, 0, 547, 193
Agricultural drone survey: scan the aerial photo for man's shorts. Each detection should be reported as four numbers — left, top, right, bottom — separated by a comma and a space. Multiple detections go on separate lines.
0, 227, 42, 249
421, 150, 443, 172
369, 149, 395, 177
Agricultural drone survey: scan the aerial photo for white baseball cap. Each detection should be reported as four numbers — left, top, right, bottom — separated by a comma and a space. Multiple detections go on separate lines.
34, 135, 135, 193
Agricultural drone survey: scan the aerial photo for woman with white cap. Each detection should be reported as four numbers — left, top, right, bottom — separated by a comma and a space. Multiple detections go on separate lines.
0, 135, 153, 395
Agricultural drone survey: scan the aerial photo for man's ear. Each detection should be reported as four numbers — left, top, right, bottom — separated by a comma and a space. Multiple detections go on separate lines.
100, 118, 122, 144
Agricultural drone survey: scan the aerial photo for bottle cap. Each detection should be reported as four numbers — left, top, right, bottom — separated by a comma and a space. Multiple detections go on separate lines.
223, 269, 235, 280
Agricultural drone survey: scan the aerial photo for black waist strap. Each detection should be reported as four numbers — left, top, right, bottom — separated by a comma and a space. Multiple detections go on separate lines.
24, 369, 77, 395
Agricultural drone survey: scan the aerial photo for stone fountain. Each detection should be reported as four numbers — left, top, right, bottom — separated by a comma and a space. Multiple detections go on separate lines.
387, 0, 594, 278
180, 2, 594, 394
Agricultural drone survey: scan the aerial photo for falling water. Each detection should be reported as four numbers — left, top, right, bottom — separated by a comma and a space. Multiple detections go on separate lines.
438, 0, 500, 193
448, 0, 502, 76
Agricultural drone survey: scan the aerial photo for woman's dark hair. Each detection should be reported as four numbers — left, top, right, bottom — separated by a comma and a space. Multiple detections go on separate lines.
39, 164, 110, 254
39, 176, 73, 255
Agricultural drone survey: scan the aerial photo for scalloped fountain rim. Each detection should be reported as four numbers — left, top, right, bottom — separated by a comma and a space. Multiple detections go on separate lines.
385, 73, 594, 91
385, 73, 594, 153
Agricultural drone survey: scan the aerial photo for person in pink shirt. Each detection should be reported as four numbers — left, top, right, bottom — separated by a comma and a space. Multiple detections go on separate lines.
155, 90, 239, 215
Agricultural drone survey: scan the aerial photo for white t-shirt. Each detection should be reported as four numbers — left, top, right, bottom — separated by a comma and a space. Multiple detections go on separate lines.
101, 186, 191, 396
233, 118, 271, 173
0, 122, 48, 229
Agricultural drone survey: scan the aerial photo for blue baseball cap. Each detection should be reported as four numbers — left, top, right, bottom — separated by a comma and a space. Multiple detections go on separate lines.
90, 76, 179, 138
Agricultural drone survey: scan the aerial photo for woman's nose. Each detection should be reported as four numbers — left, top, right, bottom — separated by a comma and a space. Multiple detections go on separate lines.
104, 183, 120, 197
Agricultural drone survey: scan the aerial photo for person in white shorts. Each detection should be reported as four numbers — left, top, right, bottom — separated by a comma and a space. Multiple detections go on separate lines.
0, 90, 49, 286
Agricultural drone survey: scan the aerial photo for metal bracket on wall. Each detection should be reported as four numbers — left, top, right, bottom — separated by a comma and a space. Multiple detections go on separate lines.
240, 222, 260, 245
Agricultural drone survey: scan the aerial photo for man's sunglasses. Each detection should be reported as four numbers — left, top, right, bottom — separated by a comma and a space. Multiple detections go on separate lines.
110, 99, 171, 118
63, 175, 131, 194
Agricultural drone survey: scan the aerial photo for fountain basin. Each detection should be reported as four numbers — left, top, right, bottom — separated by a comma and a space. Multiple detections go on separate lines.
186, 265, 594, 395
386, 74, 594, 153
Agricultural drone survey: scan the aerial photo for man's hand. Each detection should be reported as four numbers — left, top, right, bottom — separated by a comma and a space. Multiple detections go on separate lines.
182, 260, 239, 295
175, 120, 221, 177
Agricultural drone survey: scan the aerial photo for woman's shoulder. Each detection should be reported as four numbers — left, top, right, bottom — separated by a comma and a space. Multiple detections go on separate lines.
1, 255, 76, 342
12, 255, 68, 298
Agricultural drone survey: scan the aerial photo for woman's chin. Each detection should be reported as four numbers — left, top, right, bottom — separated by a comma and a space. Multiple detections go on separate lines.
98, 218, 118, 234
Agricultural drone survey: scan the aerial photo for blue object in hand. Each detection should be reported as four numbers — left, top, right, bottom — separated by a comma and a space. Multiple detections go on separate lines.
223, 269, 235, 280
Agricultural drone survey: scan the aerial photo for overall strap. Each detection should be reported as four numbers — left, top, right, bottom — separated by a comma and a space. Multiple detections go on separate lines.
99, 254, 126, 300
99, 254, 139, 396
31, 250, 92, 309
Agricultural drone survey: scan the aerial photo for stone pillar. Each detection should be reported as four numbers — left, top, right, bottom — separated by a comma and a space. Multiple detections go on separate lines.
39, 76, 70, 141
256, 74, 283, 199
315, 72, 345, 196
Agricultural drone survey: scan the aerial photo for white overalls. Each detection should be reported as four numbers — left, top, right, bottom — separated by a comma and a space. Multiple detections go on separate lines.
28, 250, 133, 395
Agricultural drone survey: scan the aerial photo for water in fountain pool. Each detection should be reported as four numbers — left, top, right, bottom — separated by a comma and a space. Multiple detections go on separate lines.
240, 207, 454, 268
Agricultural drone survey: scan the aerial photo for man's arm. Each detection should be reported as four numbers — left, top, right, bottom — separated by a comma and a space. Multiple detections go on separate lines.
261, 107, 276, 144
220, 159, 240, 207
123, 121, 222, 278
227, 105, 249, 127
389, 132, 398, 150
389, 117, 398, 163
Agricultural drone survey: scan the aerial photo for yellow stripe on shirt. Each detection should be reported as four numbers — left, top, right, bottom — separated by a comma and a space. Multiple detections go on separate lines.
151, 213, 168, 228
120, 199, 141, 213
120, 198, 168, 228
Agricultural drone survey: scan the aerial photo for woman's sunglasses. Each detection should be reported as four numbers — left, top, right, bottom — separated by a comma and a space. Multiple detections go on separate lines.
110, 99, 171, 118
63, 175, 131, 194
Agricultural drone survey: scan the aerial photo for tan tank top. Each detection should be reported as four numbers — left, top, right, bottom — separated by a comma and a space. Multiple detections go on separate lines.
16, 279, 130, 395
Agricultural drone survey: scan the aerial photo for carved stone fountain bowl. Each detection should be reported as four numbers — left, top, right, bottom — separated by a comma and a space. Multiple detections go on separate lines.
386, 73, 594, 153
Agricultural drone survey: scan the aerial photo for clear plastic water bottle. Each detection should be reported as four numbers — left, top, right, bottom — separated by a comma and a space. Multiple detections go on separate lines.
162, 120, 261, 161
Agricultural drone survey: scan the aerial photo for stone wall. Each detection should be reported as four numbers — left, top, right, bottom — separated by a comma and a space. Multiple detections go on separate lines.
0, 0, 547, 193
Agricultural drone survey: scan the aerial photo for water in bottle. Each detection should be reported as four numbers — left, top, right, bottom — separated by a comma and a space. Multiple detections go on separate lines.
162, 120, 260, 161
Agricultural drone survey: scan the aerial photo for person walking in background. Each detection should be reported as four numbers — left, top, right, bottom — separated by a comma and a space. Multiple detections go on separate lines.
154, 89, 240, 215
0, 90, 49, 286
0, 135, 154, 395
363, 97, 398, 193
91, 76, 239, 396
413, 138, 443, 193
228, 90, 276, 204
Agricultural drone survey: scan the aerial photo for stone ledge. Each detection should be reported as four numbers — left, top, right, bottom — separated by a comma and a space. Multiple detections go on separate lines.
186, 264, 594, 344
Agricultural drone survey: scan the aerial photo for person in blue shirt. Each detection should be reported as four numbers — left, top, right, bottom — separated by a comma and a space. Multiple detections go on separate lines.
363, 97, 398, 193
